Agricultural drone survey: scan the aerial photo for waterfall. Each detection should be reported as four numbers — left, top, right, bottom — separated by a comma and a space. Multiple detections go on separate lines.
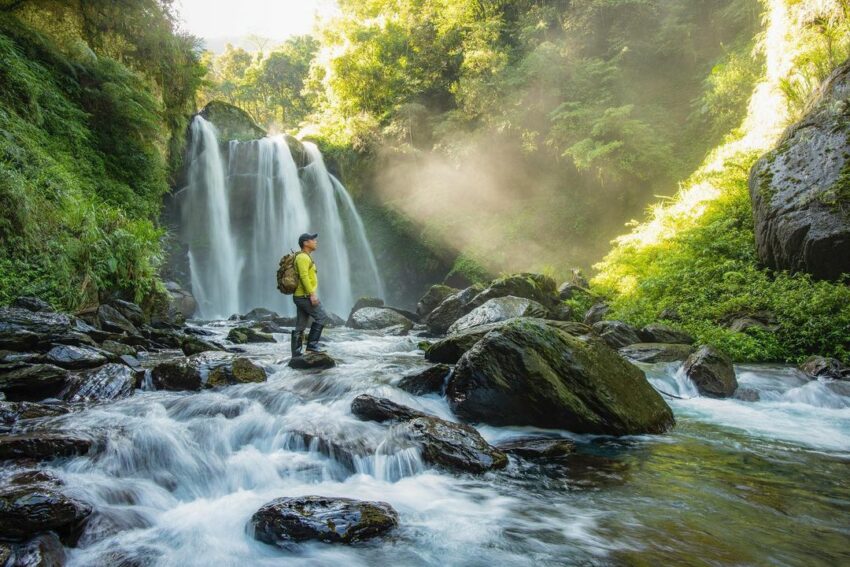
181, 116, 383, 319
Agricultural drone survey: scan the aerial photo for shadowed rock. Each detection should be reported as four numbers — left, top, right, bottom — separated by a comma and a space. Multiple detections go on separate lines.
351, 395, 429, 422
0, 484, 91, 543
683, 346, 738, 398
619, 343, 695, 363
46, 345, 108, 370
0, 363, 69, 402
638, 324, 694, 345
288, 352, 336, 370
397, 364, 451, 395
61, 363, 135, 403
799, 355, 849, 381
97, 304, 138, 336
495, 437, 575, 460
591, 320, 642, 349
416, 285, 458, 319
249, 496, 398, 545
4, 532, 66, 566
0, 432, 93, 461
0, 401, 71, 426
151, 359, 202, 391
227, 327, 276, 344
448, 318, 674, 435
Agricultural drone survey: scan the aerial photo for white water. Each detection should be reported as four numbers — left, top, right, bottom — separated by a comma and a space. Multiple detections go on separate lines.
10, 324, 846, 566
182, 117, 383, 319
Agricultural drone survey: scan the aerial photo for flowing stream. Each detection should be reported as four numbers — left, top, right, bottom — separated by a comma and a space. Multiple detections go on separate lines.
180, 117, 383, 320
12, 323, 849, 566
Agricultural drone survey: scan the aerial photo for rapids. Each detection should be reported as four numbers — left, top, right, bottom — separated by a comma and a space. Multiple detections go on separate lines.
9, 322, 848, 566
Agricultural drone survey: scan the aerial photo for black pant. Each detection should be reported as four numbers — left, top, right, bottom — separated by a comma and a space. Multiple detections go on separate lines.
293, 296, 329, 332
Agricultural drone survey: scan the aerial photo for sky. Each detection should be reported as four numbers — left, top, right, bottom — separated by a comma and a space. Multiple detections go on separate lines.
175, 0, 338, 49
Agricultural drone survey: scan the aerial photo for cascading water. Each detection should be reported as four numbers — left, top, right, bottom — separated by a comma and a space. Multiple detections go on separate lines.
180, 116, 383, 319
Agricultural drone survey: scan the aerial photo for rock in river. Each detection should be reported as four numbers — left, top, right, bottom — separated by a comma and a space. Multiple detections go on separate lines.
397, 364, 451, 395
619, 343, 695, 363
288, 352, 336, 370
638, 324, 694, 345
3, 532, 66, 566
448, 318, 674, 435
591, 320, 642, 349
61, 363, 135, 403
0, 432, 93, 461
348, 307, 413, 331
495, 437, 575, 460
0, 363, 69, 402
151, 359, 202, 391
447, 296, 548, 335
350, 394, 429, 422
682, 345, 738, 398
46, 344, 108, 370
249, 495, 398, 546
0, 484, 91, 543
416, 284, 458, 319
227, 326, 276, 344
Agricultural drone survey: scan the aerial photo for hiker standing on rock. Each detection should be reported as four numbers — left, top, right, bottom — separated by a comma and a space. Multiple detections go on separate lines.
289, 233, 328, 357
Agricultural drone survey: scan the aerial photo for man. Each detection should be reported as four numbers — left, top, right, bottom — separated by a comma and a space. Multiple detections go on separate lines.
291, 232, 329, 357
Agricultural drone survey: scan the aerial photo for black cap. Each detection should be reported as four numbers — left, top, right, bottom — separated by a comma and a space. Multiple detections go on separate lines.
298, 232, 318, 246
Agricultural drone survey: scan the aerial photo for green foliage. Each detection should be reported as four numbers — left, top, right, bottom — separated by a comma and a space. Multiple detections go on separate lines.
593, 152, 850, 363
445, 254, 492, 285
0, 15, 169, 309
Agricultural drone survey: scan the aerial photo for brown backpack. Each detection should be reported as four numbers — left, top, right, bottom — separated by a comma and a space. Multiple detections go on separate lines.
276, 251, 305, 295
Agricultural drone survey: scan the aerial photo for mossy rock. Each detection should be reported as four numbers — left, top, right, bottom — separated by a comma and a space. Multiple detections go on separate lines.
448, 318, 674, 435
226, 327, 276, 344
198, 101, 265, 142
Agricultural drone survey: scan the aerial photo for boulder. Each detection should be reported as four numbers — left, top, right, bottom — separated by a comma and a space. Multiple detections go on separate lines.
61, 363, 135, 403
547, 303, 575, 322
249, 495, 398, 546
591, 320, 642, 349
682, 345, 738, 398
45, 344, 108, 370
99, 340, 137, 357
749, 61, 850, 280
618, 343, 695, 363
96, 304, 138, 336
638, 324, 694, 345
397, 364, 451, 395
350, 395, 429, 422
0, 308, 75, 351
396, 416, 508, 473
239, 307, 278, 322
426, 319, 590, 365
469, 274, 559, 311
345, 297, 384, 327
348, 307, 413, 331
108, 299, 145, 326
416, 285, 458, 318
11, 297, 53, 313
0, 364, 69, 402
447, 296, 548, 334
424, 284, 485, 335
447, 318, 675, 435
155, 281, 196, 325
583, 303, 610, 325
495, 437, 575, 460
6, 532, 67, 565
180, 336, 222, 356
150, 359, 202, 391
0, 484, 91, 543
288, 352, 336, 370
0, 432, 92, 461
198, 100, 266, 142
733, 387, 761, 402
0, 401, 71, 426
799, 355, 849, 381
231, 357, 266, 383
226, 327, 276, 344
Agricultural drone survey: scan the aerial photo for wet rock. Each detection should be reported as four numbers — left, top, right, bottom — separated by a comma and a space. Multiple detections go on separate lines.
638, 324, 694, 345
61, 363, 135, 403
619, 343, 695, 363
397, 364, 451, 395
0, 308, 75, 351
5, 532, 66, 566
350, 395, 429, 422
150, 359, 202, 391
239, 307, 278, 322
733, 387, 761, 402
547, 303, 575, 322
348, 307, 413, 331
249, 495, 398, 546
45, 345, 108, 370
226, 326, 276, 344
141, 328, 183, 349
288, 352, 336, 370
284, 430, 372, 473
8, 470, 64, 486
100, 340, 137, 357
557, 282, 592, 301
326, 313, 346, 327
0, 364, 69, 402
416, 285, 458, 319
0, 351, 43, 365
0, 484, 91, 543
799, 355, 849, 381
96, 304, 138, 336
397, 416, 508, 473
180, 335, 223, 356
447, 296, 548, 335
424, 284, 485, 335
0, 401, 71, 426
426, 319, 590, 365
345, 297, 384, 326
683, 345, 738, 398
591, 320, 642, 349
231, 358, 266, 383
495, 437, 575, 460
153, 281, 196, 326
108, 299, 145, 326
0, 432, 92, 461
11, 297, 53, 313
583, 303, 610, 325
749, 61, 850, 280
448, 318, 675, 435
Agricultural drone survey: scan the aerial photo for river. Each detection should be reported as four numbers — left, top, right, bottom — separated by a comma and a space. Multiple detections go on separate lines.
24, 322, 849, 566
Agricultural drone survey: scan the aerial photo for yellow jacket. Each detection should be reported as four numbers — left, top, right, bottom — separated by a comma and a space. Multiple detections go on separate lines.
294, 252, 317, 296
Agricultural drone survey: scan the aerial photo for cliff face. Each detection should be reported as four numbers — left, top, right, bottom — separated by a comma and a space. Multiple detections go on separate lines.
749, 61, 850, 280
